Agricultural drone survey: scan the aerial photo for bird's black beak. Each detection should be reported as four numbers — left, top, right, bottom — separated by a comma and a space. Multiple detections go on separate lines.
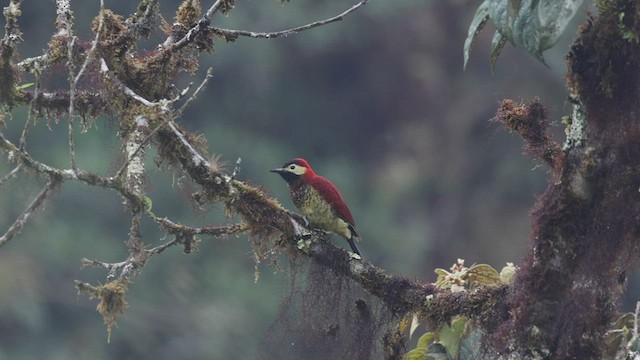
271, 167, 297, 183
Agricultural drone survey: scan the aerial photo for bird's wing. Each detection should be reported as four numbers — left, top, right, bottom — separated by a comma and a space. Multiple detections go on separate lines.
309, 176, 355, 225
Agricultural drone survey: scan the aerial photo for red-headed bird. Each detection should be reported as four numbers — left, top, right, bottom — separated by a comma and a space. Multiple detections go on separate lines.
270, 158, 362, 257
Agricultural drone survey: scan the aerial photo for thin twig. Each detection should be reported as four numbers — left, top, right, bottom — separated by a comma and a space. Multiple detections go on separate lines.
81, 257, 128, 271
81, 258, 129, 281
145, 238, 178, 255
0, 131, 140, 205
114, 118, 168, 180
99, 58, 156, 107
175, 67, 214, 118
212, 0, 370, 40
0, 178, 61, 247
18, 114, 30, 150
204, 0, 226, 19
0, 164, 21, 187
74, 0, 104, 87
0, 132, 66, 176
55, 0, 78, 170
67, 34, 78, 171
67, 100, 77, 170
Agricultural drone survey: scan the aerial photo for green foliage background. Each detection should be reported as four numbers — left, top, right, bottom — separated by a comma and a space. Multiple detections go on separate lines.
0, 0, 631, 359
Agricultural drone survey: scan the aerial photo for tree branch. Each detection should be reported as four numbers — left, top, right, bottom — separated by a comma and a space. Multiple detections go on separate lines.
211, 0, 370, 41
0, 163, 20, 187
166, 0, 227, 49
0, 178, 61, 247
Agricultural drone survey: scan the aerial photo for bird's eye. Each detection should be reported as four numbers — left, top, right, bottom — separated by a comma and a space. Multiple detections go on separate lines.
289, 165, 296, 170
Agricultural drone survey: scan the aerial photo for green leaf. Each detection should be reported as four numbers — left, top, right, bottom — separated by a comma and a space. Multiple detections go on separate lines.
405, 348, 426, 360
405, 332, 436, 360
417, 332, 436, 349
458, 328, 485, 360
434, 268, 449, 276
434, 268, 450, 287
463, 0, 490, 70
487, 0, 584, 62
466, 264, 501, 287
499, 262, 516, 283
425, 343, 451, 360
143, 196, 157, 220
438, 316, 466, 360
490, 31, 507, 71
16, 82, 34, 90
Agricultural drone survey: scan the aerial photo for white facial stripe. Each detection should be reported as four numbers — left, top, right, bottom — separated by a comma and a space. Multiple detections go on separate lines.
286, 163, 307, 175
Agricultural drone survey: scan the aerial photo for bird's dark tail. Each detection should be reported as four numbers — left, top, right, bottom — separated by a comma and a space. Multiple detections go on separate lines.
347, 236, 362, 257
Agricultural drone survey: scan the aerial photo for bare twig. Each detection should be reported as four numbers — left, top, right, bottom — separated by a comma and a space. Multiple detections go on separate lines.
175, 67, 214, 118
18, 114, 30, 150
99, 58, 157, 108
62, 0, 78, 170
0, 164, 21, 187
0, 131, 68, 176
81, 258, 129, 281
67, 94, 77, 170
145, 237, 179, 255
211, 0, 370, 40
0, 131, 141, 206
74, 0, 104, 87
80, 218, 247, 282
114, 119, 168, 180
0, 178, 61, 247
151, 219, 247, 255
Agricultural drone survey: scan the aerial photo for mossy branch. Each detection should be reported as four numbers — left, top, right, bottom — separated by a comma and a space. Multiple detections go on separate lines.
0, 0, 516, 349
156, 119, 516, 329
491, 3, 640, 356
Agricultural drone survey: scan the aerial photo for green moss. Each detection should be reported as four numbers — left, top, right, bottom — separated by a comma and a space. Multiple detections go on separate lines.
176, 0, 201, 26
76, 279, 129, 343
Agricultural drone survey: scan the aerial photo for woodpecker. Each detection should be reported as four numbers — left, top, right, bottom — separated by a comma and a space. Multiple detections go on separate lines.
270, 158, 362, 257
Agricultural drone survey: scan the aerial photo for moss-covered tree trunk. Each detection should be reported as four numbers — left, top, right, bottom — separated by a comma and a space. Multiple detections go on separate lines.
494, 1, 640, 358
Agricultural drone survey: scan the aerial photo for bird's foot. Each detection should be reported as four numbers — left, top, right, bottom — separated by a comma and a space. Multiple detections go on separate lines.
349, 252, 362, 260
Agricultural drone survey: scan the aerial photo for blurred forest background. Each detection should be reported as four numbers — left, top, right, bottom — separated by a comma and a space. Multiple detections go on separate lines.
0, 0, 633, 359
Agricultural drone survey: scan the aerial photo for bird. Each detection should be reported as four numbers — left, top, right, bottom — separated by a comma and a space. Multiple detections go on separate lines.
270, 158, 362, 257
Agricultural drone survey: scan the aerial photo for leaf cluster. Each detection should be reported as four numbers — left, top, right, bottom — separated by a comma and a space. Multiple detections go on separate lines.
464, 0, 585, 69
